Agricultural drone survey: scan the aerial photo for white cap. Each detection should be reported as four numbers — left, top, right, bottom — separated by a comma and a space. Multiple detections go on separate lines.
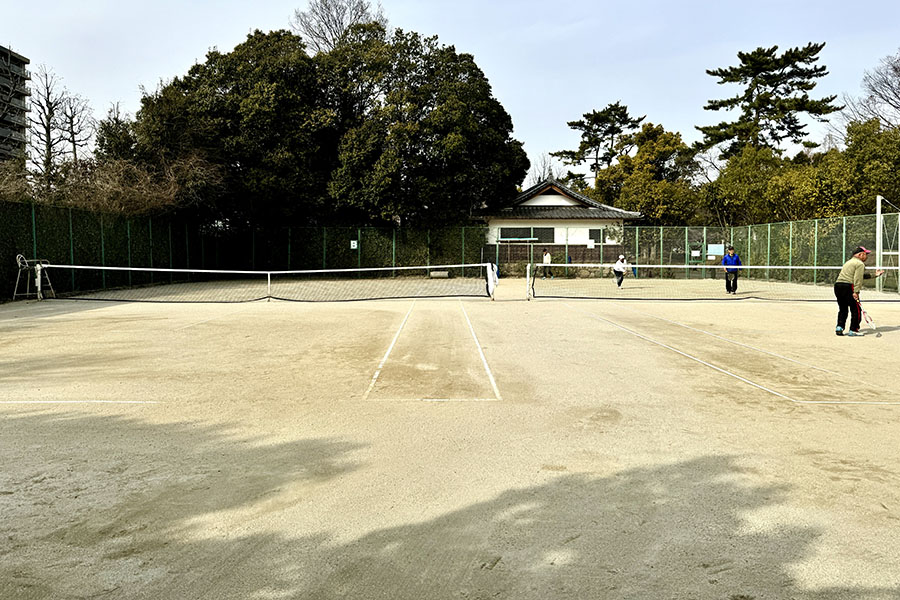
618, 255, 625, 259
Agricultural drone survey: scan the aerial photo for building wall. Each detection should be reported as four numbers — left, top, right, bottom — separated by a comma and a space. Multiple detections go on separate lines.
519, 195, 581, 207
486, 218, 624, 244
0, 45, 30, 162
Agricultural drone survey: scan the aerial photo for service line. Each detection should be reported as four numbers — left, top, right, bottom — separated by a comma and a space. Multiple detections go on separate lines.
362, 300, 417, 401
568, 303, 900, 406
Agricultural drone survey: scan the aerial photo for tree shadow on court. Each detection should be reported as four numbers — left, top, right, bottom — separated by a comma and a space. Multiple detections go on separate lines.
2, 412, 897, 599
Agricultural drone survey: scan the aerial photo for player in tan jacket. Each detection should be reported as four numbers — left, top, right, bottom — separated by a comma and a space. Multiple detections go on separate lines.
834, 246, 884, 336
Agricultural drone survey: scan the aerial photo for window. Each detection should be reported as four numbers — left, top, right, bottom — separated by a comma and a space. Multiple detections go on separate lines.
498, 227, 554, 243
532, 228, 555, 243
589, 229, 603, 243
499, 227, 531, 240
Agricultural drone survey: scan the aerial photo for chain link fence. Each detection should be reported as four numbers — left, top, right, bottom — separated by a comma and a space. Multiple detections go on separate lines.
3, 198, 899, 298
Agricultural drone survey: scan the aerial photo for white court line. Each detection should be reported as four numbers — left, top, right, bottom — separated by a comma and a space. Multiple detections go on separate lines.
567, 303, 900, 406
612, 302, 840, 376
0, 400, 160, 404
459, 301, 503, 401
362, 301, 417, 401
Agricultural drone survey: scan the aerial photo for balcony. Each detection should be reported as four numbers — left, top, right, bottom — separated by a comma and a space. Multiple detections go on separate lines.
0, 126, 26, 143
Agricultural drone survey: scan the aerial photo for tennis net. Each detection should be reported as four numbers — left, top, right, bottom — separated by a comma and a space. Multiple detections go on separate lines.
37, 263, 497, 302
527, 263, 900, 301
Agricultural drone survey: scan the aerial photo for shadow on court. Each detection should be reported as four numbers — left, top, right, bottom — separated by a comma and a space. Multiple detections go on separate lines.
1, 412, 896, 599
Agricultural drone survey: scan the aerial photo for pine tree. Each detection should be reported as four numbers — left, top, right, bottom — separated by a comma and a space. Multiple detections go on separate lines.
697, 42, 841, 158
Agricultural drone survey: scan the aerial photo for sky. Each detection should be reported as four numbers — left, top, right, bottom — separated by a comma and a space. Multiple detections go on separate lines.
6, 0, 900, 182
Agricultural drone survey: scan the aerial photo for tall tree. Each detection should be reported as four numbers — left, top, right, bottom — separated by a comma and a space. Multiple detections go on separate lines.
59, 93, 94, 165
27, 65, 67, 197
95, 103, 138, 161
697, 43, 841, 158
327, 30, 528, 224
607, 123, 701, 225
550, 102, 644, 191
291, 0, 387, 54
134, 30, 331, 225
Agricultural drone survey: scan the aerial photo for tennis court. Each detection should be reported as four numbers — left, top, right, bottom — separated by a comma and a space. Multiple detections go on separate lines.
2, 278, 900, 599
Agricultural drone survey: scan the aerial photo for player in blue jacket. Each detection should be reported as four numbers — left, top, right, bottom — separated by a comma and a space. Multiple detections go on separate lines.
721, 245, 742, 295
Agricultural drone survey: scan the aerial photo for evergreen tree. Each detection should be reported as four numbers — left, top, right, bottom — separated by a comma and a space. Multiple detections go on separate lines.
550, 102, 644, 192
697, 43, 841, 159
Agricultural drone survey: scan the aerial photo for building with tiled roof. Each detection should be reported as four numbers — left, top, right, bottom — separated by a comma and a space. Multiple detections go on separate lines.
477, 177, 642, 247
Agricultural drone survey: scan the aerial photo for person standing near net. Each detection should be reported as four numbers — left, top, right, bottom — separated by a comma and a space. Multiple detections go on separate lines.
721, 245, 742, 295
834, 246, 884, 336
614, 255, 628, 288
541, 248, 553, 279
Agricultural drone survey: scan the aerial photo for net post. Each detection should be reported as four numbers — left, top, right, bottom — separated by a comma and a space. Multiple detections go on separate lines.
34, 263, 43, 300
525, 263, 531, 300
876, 195, 884, 292
267, 272, 271, 300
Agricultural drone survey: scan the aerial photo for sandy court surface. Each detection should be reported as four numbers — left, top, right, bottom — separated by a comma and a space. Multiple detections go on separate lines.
1, 280, 900, 599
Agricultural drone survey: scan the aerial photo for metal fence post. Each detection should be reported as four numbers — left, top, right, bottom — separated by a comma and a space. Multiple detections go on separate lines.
100, 214, 106, 288
842, 217, 846, 262
30, 203, 37, 260
814, 219, 819, 284
789, 221, 793, 282
702, 226, 707, 278
68, 208, 75, 289
127, 220, 132, 286
322, 227, 327, 269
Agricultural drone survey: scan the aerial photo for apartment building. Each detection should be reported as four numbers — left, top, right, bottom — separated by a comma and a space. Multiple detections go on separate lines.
0, 45, 30, 162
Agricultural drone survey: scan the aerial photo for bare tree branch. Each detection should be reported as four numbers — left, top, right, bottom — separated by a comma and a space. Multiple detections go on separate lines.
59, 93, 95, 165
27, 64, 67, 195
832, 48, 900, 142
290, 0, 388, 54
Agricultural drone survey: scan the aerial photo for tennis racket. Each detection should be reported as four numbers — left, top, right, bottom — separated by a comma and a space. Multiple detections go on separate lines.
860, 303, 882, 337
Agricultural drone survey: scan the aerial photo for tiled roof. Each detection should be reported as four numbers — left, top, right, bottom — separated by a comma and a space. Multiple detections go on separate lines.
490, 206, 638, 220
477, 177, 642, 220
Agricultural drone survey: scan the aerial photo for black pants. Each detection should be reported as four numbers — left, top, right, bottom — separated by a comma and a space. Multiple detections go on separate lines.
834, 282, 861, 332
725, 272, 738, 293
542, 265, 552, 278
614, 271, 624, 287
